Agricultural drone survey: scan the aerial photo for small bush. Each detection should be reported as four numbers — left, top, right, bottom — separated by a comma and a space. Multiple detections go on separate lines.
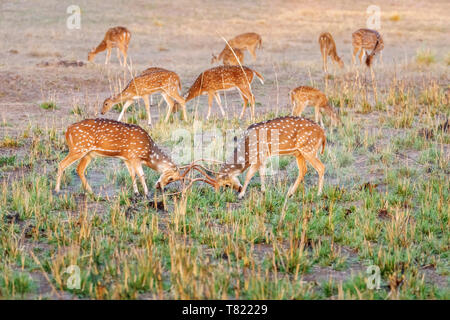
39, 101, 58, 110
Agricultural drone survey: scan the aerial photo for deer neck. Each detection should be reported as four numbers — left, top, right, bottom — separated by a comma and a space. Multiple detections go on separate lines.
146, 145, 176, 174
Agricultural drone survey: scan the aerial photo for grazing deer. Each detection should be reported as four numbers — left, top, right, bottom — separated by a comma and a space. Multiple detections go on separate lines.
183, 65, 264, 120
88, 26, 131, 66
101, 67, 188, 125
54, 119, 200, 196
211, 47, 244, 66
318, 32, 344, 73
195, 117, 326, 199
352, 28, 384, 67
289, 86, 341, 127
227, 32, 262, 60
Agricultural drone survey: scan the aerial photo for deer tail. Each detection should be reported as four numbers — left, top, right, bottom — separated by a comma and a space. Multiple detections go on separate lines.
365, 37, 381, 67
252, 70, 264, 84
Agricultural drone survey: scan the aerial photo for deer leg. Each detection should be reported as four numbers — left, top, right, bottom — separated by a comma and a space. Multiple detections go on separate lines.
142, 95, 152, 125
321, 48, 327, 73
249, 45, 257, 60
286, 155, 307, 197
76, 154, 94, 193
134, 162, 149, 196
116, 48, 122, 66
239, 87, 255, 120
238, 163, 259, 199
55, 152, 85, 192
359, 49, 365, 64
303, 153, 325, 196
160, 92, 173, 122
259, 161, 266, 193
293, 100, 307, 117
105, 47, 112, 65
206, 92, 214, 120
239, 98, 249, 119
122, 45, 128, 67
352, 46, 359, 65
314, 105, 324, 126
170, 90, 188, 121
214, 93, 226, 117
118, 100, 133, 122
124, 160, 138, 194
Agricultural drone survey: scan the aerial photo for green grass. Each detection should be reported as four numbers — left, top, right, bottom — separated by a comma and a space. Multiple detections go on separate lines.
39, 101, 58, 110
0, 74, 448, 300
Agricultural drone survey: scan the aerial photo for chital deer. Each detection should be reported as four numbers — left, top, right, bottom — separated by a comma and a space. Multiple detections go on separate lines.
226, 32, 262, 60
55, 119, 201, 196
318, 32, 344, 73
211, 47, 244, 66
290, 86, 341, 127
352, 28, 384, 67
194, 117, 326, 199
183, 65, 264, 120
101, 67, 188, 125
88, 26, 131, 66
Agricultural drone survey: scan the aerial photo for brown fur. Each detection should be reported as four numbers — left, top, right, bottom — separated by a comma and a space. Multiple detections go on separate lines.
101, 67, 187, 124
184, 65, 264, 120
290, 86, 341, 127
55, 119, 181, 195
318, 32, 344, 72
211, 47, 244, 66
213, 32, 262, 61
352, 28, 384, 67
88, 26, 131, 66
212, 116, 326, 198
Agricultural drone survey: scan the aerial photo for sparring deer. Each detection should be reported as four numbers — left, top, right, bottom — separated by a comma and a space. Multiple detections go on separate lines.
88, 26, 131, 66
211, 47, 244, 66
289, 86, 341, 127
101, 67, 188, 125
352, 28, 384, 67
54, 119, 202, 196
318, 32, 344, 73
183, 65, 264, 120
194, 116, 326, 199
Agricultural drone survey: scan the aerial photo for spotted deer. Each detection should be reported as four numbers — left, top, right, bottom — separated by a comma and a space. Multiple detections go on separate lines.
88, 26, 131, 66
194, 116, 326, 199
183, 65, 264, 120
226, 32, 262, 60
352, 28, 384, 67
101, 67, 188, 125
318, 32, 344, 73
211, 47, 244, 66
289, 86, 341, 127
54, 119, 202, 196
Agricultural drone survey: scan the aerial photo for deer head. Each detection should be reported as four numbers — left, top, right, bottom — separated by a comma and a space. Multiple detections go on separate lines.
211, 53, 219, 64
101, 98, 115, 115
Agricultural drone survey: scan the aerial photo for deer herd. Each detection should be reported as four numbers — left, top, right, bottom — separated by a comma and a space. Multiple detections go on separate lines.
56, 26, 385, 204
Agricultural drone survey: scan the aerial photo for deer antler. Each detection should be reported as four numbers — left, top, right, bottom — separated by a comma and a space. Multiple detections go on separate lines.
182, 177, 216, 193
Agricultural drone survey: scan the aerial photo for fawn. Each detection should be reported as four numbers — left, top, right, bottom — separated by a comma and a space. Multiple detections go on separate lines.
101, 67, 188, 125
54, 119, 205, 195
352, 28, 384, 67
289, 86, 341, 127
88, 26, 131, 66
183, 65, 264, 120
211, 47, 244, 66
195, 116, 326, 199
318, 32, 344, 73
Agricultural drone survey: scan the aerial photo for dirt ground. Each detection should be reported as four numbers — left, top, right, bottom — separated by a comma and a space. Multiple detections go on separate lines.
0, 0, 448, 132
